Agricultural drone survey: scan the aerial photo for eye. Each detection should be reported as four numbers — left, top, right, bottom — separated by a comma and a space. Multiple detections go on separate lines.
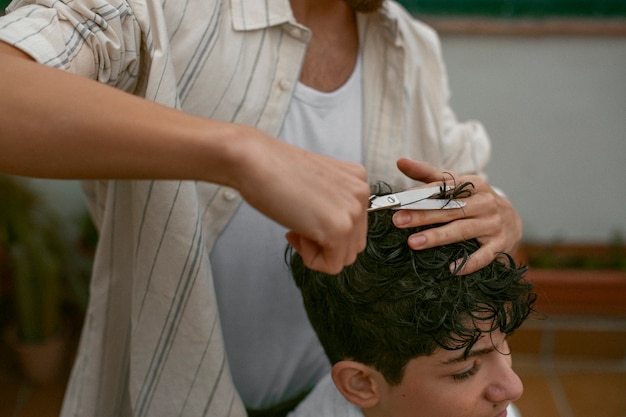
451, 362, 480, 381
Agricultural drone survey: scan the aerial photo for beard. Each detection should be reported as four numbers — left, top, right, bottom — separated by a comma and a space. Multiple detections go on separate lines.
342, 0, 384, 13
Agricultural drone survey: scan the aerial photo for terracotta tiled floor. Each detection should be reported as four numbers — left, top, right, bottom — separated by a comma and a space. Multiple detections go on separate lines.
2, 316, 625, 417
510, 316, 626, 417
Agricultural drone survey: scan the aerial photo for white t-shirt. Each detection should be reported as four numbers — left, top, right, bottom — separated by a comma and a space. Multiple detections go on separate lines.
210, 56, 363, 408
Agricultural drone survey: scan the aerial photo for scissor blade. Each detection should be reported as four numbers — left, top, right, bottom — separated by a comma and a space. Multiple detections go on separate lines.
392, 187, 442, 207
368, 187, 441, 211
396, 199, 466, 210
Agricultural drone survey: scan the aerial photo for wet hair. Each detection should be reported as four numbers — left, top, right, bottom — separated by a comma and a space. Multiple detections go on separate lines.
287, 182, 536, 386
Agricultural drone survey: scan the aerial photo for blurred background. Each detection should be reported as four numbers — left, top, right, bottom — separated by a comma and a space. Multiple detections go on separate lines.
1, 0, 625, 416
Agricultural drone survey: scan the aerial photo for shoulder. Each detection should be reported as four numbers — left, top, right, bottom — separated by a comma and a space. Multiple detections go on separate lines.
379, 0, 447, 82
359, 0, 443, 65
384, 0, 439, 43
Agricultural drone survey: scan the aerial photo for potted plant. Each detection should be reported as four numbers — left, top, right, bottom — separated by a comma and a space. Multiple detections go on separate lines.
0, 174, 77, 384
517, 237, 626, 316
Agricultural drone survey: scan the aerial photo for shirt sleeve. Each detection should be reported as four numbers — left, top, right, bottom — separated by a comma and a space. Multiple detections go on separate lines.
439, 104, 491, 177
0, 0, 144, 92
418, 20, 491, 177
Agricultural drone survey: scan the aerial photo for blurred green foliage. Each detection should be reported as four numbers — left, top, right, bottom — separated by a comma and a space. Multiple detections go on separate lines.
399, 0, 626, 17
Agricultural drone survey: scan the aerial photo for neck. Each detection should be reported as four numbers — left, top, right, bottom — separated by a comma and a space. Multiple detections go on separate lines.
290, 0, 351, 26
290, 0, 359, 92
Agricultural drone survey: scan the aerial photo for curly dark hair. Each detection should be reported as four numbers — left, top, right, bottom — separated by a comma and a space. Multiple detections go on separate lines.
288, 182, 536, 386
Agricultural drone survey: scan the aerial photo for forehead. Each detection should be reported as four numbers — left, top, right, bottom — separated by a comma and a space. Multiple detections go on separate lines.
415, 329, 508, 368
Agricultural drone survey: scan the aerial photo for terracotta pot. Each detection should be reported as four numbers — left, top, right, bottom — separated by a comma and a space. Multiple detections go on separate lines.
527, 268, 626, 316
5, 325, 69, 385
515, 243, 626, 316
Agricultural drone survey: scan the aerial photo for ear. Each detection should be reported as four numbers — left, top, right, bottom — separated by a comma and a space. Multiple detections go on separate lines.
331, 361, 380, 409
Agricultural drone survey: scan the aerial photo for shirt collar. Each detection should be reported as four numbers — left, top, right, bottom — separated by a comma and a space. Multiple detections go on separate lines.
230, 0, 295, 31
378, 1, 400, 40
230, 0, 400, 39
358, 1, 401, 44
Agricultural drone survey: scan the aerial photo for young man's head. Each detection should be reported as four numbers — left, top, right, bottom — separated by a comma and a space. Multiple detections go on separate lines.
288, 183, 536, 417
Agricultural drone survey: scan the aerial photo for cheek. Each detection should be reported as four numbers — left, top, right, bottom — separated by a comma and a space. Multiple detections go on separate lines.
390, 384, 482, 417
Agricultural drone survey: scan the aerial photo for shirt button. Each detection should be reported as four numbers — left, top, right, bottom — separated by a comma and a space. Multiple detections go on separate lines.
279, 79, 291, 90
288, 27, 301, 38
223, 190, 238, 201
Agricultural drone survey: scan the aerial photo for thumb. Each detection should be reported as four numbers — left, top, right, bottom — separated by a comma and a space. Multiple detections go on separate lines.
396, 158, 444, 184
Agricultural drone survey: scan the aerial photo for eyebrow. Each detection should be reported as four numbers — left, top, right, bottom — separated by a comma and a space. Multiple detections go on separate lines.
440, 346, 496, 365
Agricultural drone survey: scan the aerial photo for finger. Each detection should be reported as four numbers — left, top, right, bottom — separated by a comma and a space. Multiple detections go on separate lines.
287, 232, 349, 275
397, 158, 448, 184
451, 243, 500, 275
395, 189, 500, 230
285, 232, 324, 271
353, 203, 369, 254
325, 213, 366, 272
316, 245, 350, 275
406, 217, 496, 250
392, 206, 467, 229
285, 231, 303, 253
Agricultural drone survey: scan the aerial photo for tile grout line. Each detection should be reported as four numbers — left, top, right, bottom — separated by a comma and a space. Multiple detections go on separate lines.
546, 370, 575, 417
514, 316, 626, 417
524, 316, 626, 332
540, 327, 576, 417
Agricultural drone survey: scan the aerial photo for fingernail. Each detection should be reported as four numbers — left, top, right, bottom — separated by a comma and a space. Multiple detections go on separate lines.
449, 260, 461, 274
450, 259, 467, 275
409, 235, 427, 248
393, 211, 411, 226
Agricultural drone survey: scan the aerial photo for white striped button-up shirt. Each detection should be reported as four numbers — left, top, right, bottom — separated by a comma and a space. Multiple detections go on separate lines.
0, 0, 490, 416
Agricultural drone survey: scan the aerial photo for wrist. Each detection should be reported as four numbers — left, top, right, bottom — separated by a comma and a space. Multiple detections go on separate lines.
194, 122, 263, 190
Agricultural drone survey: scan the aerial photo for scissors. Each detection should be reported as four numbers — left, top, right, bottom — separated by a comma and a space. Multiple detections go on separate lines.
368, 186, 467, 212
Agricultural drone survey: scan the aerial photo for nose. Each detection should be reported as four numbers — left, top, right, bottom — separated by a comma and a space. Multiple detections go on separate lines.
484, 356, 524, 404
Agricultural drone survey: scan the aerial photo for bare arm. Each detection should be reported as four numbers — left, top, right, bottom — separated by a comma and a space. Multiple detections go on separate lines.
0, 42, 369, 273
0, 41, 252, 183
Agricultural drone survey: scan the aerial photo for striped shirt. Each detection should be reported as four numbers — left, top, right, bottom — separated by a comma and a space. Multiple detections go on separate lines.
0, 0, 491, 416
